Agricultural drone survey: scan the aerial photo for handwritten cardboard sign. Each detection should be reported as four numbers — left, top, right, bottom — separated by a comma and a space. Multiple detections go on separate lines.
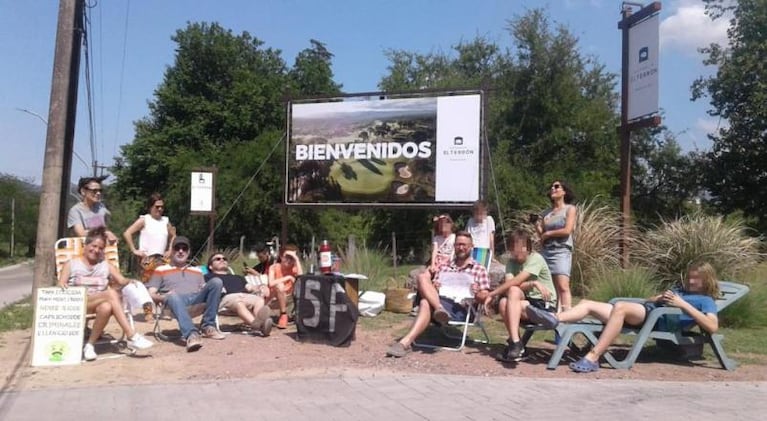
31, 287, 87, 366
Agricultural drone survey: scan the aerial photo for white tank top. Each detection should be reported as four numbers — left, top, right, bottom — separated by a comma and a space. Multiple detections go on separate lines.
138, 214, 169, 255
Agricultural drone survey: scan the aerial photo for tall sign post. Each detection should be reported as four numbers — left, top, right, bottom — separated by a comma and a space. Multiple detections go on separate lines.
619, 2, 662, 266
191, 168, 217, 253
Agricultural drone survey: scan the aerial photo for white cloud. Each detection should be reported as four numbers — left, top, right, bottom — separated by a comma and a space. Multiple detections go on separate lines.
660, 0, 730, 55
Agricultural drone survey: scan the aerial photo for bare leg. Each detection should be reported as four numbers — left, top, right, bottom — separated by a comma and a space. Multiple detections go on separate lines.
106, 288, 136, 338
274, 283, 287, 313
557, 299, 614, 324
506, 286, 525, 342
399, 298, 433, 347
416, 271, 442, 312
87, 301, 112, 344
498, 297, 510, 333
233, 301, 255, 325
585, 301, 647, 363
554, 274, 572, 311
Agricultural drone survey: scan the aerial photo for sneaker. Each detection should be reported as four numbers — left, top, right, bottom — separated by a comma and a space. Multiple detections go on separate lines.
83, 343, 97, 361
277, 313, 288, 329
252, 306, 270, 333
526, 305, 559, 329
432, 307, 450, 326
386, 342, 411, 358
186, 332, 203, 352
260, 318, 273, 337
127, 333, 154, 350
497, 340, 524, 362
202, 325, 226, 340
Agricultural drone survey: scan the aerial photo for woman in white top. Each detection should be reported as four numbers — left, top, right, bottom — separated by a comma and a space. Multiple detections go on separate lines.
122, 193, 175, 320
123, 193, 176, 259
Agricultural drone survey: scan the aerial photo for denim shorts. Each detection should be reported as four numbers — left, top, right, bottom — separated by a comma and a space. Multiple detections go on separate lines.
542, 246, 572, 277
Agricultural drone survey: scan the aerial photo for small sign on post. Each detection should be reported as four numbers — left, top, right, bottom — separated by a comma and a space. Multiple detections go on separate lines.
31, 287, 87, 366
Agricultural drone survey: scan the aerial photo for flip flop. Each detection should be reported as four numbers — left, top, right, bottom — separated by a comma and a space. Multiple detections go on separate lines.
569, 357, 600, 373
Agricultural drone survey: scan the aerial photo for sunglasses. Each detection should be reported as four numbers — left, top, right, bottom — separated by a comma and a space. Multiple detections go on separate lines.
85, 188, 102, 193
153, 205, 164, 209
173, 245, 189, 252
551, 184, 563, 190
212, 256, 227, 262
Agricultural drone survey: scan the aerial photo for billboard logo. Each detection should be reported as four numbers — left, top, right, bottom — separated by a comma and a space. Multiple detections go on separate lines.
453, 136, 463, 146
638, 46, 649, 63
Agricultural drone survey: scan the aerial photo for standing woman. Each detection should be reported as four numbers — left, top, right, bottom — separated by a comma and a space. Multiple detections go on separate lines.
67, 176, 118, 244
123, 193, 176, 262
536, 180, 576, 312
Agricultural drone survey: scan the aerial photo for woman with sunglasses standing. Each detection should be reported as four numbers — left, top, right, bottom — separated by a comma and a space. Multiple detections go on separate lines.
123, 192, 176, 262
67, 176, 118, 244
122, 192, 176, 321
535, 180, 576, 313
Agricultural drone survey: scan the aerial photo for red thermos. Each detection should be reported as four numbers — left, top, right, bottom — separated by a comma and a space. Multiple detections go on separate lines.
319, 240, 332, 274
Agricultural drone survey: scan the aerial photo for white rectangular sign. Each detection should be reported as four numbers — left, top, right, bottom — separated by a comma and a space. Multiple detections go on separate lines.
438, 271, 475, 302
435, 95, 481, 202
628, 13, 660, 121
191, 171, 214, 212
31, 287, 87, 366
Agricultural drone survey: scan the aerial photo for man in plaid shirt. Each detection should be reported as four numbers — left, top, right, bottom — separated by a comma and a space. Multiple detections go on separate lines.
386, 231, 490, 358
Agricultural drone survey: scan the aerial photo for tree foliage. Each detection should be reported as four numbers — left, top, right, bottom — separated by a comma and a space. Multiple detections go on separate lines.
692, 0, 767, 230
0, 174, 39, 257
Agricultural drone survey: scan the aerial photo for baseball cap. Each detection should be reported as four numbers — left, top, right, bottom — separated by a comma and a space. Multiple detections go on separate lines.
173, 236, 191, 249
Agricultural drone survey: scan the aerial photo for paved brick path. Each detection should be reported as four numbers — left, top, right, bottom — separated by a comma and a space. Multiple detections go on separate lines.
1, 373, 764, 420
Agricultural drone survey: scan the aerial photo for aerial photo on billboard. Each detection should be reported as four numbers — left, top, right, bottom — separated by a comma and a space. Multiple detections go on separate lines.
286, 92, 481, 206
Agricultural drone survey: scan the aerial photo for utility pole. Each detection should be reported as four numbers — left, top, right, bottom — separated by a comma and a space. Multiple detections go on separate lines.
10, 198, 15, 258
32, 0, 84, 303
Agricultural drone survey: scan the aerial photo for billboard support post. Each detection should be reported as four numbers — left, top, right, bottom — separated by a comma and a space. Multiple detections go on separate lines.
618, 1, 662, 267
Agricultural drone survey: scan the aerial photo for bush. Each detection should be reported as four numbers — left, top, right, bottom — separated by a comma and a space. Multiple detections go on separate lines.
584, 265, 661, 303
719, 263, 767, 328
502, 199, 628, 296
338, 244, 392, 291
633, 212, 763, 285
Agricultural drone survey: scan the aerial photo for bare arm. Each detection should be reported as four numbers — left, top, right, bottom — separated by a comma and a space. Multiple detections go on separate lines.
487, 271, 532, 300
663, 291, 719, 333
71, 223, 87, 237
58, 261, 71, 288
108, 264, 129, 287
122, 217, 146, 257
267, 265, 294, 287
165, 224, 176, 257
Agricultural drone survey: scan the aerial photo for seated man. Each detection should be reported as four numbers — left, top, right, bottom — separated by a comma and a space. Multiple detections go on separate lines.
483, 229, 557, 362
386, 231, 490, 358
147, 236, 225, 352
205, 253, 273, 337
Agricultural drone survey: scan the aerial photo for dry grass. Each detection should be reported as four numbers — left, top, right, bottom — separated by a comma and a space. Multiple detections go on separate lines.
632, 212, 764, 284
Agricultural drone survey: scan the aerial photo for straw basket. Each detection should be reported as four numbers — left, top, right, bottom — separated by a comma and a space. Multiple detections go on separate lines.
384, 277, 413, 314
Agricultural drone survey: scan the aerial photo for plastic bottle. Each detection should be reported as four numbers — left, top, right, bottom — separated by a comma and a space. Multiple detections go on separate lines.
319, 240, 332, 274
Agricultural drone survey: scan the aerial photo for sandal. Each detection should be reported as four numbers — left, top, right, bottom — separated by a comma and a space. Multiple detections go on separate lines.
569, 357, 600, 373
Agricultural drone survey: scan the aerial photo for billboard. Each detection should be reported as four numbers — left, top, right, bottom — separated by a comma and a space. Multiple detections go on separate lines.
627, 12, 660, 121
286, 92, 482, 206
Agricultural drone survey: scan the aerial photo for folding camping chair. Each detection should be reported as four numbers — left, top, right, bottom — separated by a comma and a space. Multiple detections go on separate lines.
54, 237, 135, 345
412, 270, 490, 352
545, 281, 750, 370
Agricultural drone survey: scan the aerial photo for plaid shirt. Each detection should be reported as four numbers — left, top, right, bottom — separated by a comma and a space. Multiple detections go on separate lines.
434, 257, 490, 291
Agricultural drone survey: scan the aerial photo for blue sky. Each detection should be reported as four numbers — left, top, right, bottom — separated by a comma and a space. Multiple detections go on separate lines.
0, 0, 728, 185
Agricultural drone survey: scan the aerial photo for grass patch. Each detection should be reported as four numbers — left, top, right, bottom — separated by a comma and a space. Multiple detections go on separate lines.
0, 296, 33, 333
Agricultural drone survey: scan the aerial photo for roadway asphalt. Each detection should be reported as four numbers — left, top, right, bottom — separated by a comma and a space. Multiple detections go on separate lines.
0, 373, 764, 420
0, 261, 33, 308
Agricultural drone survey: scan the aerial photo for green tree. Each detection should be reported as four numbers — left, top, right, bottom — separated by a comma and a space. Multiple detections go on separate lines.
112, 23, 343, 250
0, 174, 40, 257
692, 0, 767, 229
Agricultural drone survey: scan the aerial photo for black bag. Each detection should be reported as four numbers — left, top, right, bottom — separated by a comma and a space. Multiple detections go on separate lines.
294, 274, 358, 347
